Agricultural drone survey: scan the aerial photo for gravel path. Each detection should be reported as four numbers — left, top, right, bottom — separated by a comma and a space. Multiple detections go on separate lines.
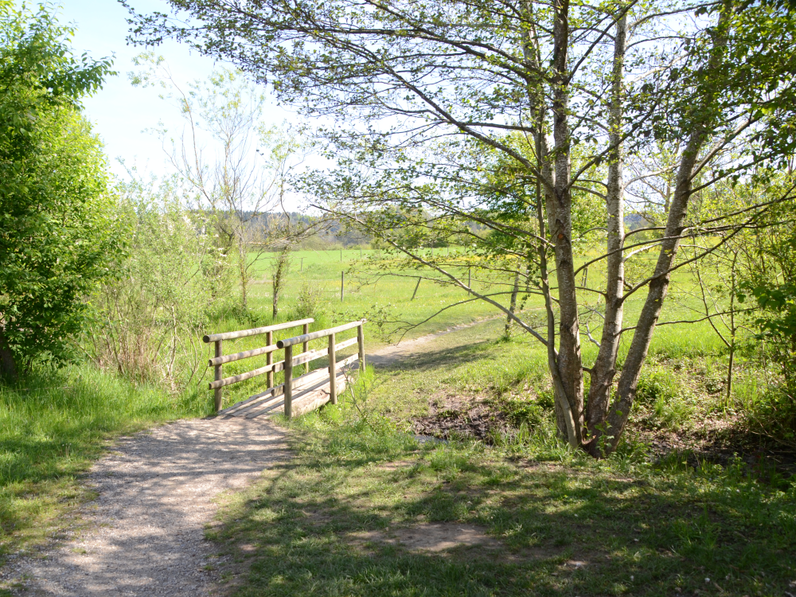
8, 418, 286, 596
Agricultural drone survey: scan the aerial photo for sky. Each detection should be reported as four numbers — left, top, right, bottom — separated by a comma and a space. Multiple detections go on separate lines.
46, 0, 296, 180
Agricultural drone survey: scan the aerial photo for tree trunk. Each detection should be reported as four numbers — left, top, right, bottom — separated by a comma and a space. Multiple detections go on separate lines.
238, 242, 249, 311
550, 0, 583, 447
272, 247, 290, 319
595, 10, 729, 456
505, 271, 520, 338
604, 131, 704, 451
520, 0, 579, 445
585, 10, 627, 456
0, 326, 18, 382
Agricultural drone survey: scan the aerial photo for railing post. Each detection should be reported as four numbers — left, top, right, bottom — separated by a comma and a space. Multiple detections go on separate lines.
284, 345, 293, 419
266, 330, 274, 391
214, 340, 223, 412
303, 322, 310, 374
328, 333, 337, 405
357, 323, 366, 371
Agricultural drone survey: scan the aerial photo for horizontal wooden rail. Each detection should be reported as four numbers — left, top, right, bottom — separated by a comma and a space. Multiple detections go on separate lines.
278, 320, 366, 419
334, 337, 359, 351
337, 353, 359, 369
208, 343, 278, 367
203, 318, 314, 343
209, 360, 285, 390
277, 319, 366, 348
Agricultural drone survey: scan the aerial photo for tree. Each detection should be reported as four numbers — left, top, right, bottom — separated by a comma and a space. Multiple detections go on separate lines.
0, 2, 119, 379
127, 0, 796, 455
737, 174, 796, 441
130, 56, 312, 313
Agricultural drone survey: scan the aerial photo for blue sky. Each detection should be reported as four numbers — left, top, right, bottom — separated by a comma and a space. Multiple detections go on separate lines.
50, 1, 294, 179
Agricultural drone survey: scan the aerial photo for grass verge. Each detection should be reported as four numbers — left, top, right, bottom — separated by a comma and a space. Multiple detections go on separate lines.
0, 363, 213, 563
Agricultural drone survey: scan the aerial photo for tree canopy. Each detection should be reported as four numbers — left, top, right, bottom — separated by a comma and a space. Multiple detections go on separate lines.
0, 1, 121, 378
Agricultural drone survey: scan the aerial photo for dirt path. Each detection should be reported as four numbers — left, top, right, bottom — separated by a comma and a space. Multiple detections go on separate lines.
368, 318, 497, 368
7, 418, 286, 596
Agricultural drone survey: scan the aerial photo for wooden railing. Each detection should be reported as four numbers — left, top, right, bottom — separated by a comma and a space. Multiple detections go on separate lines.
203, 318, 313, 412
277, 319, 366, 418
203, 318, 366, 418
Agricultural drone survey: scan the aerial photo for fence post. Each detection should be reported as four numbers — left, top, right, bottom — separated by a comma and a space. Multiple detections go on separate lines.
328, 332, 337, 405
303, 322, 310, 374
340, 271, 345, 302
284, 345, 293, 419
411, 277, 421, 300
214, 340, 223, 412
357, 323, 366, 371
266, 330, 274, 391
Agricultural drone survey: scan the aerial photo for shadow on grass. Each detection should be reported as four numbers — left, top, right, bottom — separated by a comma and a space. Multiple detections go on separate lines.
216, 435, 796, 597
370, 339, 497, 373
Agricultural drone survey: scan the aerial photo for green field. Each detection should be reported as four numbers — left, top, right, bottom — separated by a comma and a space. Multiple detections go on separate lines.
200, 246, 795, 596
207, 317, 795, 597
208, 245, 734, 411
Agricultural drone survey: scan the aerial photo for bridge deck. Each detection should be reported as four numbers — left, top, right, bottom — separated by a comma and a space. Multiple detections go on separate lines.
217, 367, 351, 419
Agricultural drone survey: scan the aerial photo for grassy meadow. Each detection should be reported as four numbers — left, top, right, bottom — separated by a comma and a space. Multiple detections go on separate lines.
207, 314, 796, 596
2, 243, 794, 597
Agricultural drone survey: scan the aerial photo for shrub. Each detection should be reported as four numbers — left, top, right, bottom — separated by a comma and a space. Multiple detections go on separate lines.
87, 180, 230, 392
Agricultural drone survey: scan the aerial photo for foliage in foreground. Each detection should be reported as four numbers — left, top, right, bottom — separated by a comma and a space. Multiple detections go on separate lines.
0, 364, 212, 560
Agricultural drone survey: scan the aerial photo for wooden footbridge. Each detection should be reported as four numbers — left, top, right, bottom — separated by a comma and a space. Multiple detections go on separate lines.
203, 318, 366, 419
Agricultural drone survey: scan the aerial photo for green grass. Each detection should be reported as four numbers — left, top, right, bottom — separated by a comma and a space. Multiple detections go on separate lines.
205, 280, 795, 596
203, 245, 741, 417
1, 241, 785, 597
0, 364, 213, 561
243, 247, 523, 339
211, 397, 796, 596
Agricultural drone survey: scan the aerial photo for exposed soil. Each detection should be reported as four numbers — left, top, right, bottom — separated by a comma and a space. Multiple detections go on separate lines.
409, 391, 796, 478
411, 394, 511, 442
348, 522, 502, 554
372, 323, 796, 479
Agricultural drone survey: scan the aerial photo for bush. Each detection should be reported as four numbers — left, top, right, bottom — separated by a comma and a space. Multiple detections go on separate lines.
87, 180, 232, 392
292, 282, 327, 320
